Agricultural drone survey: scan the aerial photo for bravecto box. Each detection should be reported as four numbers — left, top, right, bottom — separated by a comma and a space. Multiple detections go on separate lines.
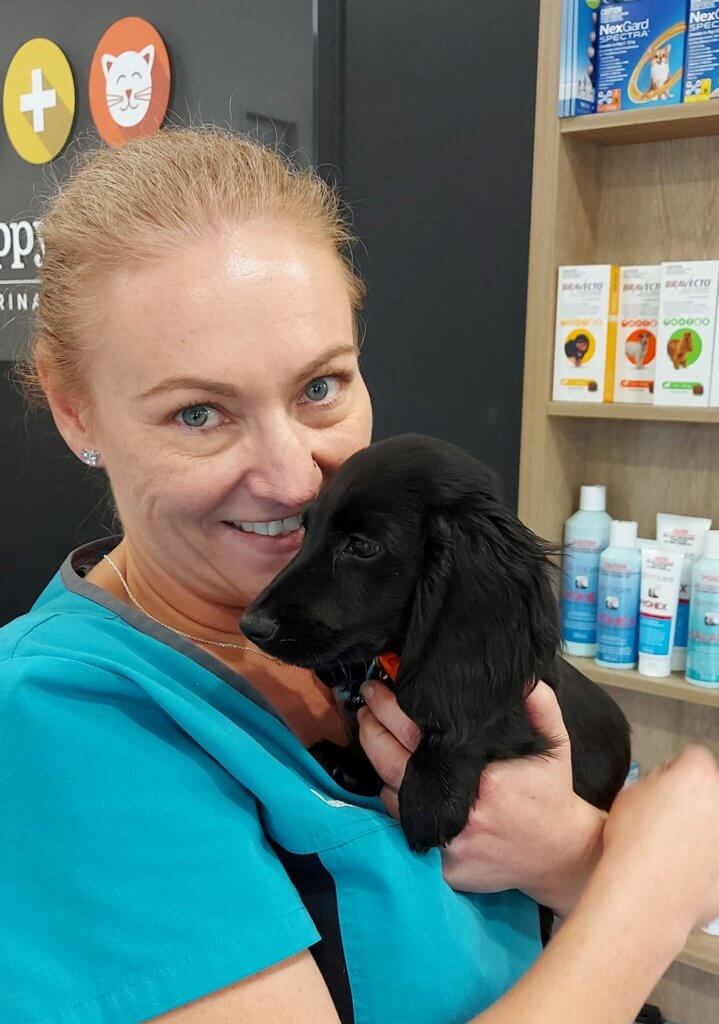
552, 265, 619, 403
597, 0, 687, 113
613, 265, 661, 403
683, 0, 719, 101
654, 261, 719, 407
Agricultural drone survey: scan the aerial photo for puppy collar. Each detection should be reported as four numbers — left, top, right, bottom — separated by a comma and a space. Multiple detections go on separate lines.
377, 651, 401, 682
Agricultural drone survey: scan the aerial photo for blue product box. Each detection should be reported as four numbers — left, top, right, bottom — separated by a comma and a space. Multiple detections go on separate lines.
596, 0, 688, 112
572, 0, 600, 115
683, 0, 719, 101
559, 0, 600, 116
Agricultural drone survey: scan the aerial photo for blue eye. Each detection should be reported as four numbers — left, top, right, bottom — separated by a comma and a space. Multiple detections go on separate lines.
305, 378, 331, 403
175, 405, 223, 431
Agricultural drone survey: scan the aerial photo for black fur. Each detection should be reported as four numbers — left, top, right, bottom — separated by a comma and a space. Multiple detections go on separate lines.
241, 433, 631, 855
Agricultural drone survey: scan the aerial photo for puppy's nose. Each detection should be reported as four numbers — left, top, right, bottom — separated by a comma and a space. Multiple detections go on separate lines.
240, 612, 279, 644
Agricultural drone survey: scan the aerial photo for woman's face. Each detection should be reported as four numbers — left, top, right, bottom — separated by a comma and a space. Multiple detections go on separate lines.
82, 220, 373, 608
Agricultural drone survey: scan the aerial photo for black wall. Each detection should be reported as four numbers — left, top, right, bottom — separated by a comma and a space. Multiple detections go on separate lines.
343, 0, 539, 511
2, 1, 539, 623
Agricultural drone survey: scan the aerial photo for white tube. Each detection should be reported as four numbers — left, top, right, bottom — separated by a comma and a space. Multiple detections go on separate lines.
656, 513, 712, 671
638, 547, 685, 678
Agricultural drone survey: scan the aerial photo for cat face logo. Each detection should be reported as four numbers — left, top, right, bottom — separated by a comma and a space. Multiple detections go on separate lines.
89, 17, 171, 147
102, 44, 154, 128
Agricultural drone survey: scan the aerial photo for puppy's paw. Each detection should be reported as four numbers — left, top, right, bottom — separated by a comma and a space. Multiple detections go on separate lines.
398, 743, 480, 853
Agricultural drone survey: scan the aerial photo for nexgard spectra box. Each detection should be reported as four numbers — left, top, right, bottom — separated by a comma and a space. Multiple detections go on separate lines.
684, 0, 719, 101
596, 0, 687, 113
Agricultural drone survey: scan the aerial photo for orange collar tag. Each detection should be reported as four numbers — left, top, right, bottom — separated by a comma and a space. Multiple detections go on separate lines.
377, 651, 401, 681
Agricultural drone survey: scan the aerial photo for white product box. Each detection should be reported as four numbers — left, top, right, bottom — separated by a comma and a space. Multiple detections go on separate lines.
613, 265, 662, 404
655, 261, 719, 407
552, 264, 619, 403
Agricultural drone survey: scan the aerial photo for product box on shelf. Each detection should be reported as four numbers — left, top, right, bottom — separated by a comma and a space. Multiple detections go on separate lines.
654, 260, 719, 407
596, 0, 688, 113
559, 0, 599, 116
683, 0, 719, 101
552, 265, 619, 403
613, 265, 662, 403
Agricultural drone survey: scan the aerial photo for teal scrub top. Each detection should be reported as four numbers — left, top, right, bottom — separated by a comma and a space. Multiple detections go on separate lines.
0, 537, 541, 1024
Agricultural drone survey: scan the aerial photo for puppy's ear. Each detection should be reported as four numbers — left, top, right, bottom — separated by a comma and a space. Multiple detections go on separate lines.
395, 501, 560, 744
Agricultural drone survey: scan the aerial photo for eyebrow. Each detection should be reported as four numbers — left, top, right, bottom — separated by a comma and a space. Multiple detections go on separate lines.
134, 343, 358, 401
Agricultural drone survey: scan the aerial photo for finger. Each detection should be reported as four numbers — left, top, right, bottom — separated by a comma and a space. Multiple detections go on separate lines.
358, 707, 412, 790
359, 681, 421, 753
524, 680, 570, 753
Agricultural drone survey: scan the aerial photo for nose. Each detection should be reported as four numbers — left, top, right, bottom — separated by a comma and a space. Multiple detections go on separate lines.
125, 88, 132, 99
240, 611, 279, 644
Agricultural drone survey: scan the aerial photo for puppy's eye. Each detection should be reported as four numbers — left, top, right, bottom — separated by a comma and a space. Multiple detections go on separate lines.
344, 536, 379, 559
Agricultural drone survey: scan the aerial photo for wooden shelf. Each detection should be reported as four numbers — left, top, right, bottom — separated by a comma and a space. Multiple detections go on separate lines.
561, 102, 719, 146
547, 401, 719, 424
565, 655, 719, 708
680, 931, 719, 976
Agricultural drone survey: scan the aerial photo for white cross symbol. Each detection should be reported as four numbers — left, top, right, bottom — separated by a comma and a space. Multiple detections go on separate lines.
19, 67, 57, 133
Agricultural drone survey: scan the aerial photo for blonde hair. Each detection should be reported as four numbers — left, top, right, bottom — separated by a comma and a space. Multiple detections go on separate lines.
15, 125, 366, 408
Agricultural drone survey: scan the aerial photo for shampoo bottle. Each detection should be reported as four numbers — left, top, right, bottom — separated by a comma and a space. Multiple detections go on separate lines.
561, 485, 612, 657
596, 520, 641, 670
686, 531, 719, 689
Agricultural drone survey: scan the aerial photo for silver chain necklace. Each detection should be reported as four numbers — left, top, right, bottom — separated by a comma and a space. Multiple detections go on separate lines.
102, 552, 286, 663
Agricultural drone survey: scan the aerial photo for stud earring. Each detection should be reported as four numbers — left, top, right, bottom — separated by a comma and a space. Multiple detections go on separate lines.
81, 448, 101, 467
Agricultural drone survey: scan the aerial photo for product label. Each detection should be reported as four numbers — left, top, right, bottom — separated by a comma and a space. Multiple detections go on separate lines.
553, 265, 617, 404
614, 265, 661, 404
597, 0, 687, 113
686, 573, 719, 684
655, 261, 719, 406
561, 544, 601, 644
639, 611, 673, 655
684, 0, 719, 100
596, 562, 641, 663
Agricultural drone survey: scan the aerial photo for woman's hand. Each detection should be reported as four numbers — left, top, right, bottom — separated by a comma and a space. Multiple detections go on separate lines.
597, 745, 719, 938
357, 680, 605, 917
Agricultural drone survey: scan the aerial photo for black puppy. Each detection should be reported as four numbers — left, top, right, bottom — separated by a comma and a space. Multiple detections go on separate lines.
241, 433, 631, 854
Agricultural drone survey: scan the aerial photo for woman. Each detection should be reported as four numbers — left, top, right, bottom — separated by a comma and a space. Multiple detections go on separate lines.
2, 126, 718, 1024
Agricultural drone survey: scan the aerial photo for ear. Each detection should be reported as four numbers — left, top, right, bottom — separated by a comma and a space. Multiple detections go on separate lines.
395, 502, 559, 745
140, 44, 155, 71
101, 54, 115, 80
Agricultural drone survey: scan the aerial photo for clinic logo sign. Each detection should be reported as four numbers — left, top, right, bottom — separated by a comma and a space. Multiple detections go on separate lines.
2, 38, 75, 164
0, 220, 42, 321
89, 17, 171, 147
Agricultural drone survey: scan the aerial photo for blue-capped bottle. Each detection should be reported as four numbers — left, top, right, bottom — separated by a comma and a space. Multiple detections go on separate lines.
686, 531, 719, 689
595, 520, 641, 670
561, 485, 612, 658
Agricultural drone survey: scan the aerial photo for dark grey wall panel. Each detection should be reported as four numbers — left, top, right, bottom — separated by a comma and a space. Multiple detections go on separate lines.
342, 0, 539, 509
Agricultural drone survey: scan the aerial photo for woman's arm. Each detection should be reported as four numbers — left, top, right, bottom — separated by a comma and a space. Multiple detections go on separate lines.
153, 950, 342, 1023
151, 744, 719, 1024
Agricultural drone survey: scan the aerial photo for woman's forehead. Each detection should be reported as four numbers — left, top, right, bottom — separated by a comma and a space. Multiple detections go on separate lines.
90, 229, 353, 382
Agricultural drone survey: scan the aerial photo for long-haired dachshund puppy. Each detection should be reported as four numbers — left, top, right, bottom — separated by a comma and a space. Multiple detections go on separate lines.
241, 434, 631, 855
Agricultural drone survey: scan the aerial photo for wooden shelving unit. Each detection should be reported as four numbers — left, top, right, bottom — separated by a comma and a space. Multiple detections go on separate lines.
519, 3, 719, 1018
561, 101, 719, 146
565, 655, 719, 708
547, 401, 719, 425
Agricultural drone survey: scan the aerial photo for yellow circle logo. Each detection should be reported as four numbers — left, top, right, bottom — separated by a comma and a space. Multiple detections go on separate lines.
3, 38, 75, 164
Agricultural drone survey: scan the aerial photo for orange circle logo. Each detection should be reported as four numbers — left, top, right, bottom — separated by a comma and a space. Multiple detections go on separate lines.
89, 17, 171, 146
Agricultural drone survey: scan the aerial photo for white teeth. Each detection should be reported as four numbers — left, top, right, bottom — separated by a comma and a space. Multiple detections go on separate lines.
232, 515, 302, 537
